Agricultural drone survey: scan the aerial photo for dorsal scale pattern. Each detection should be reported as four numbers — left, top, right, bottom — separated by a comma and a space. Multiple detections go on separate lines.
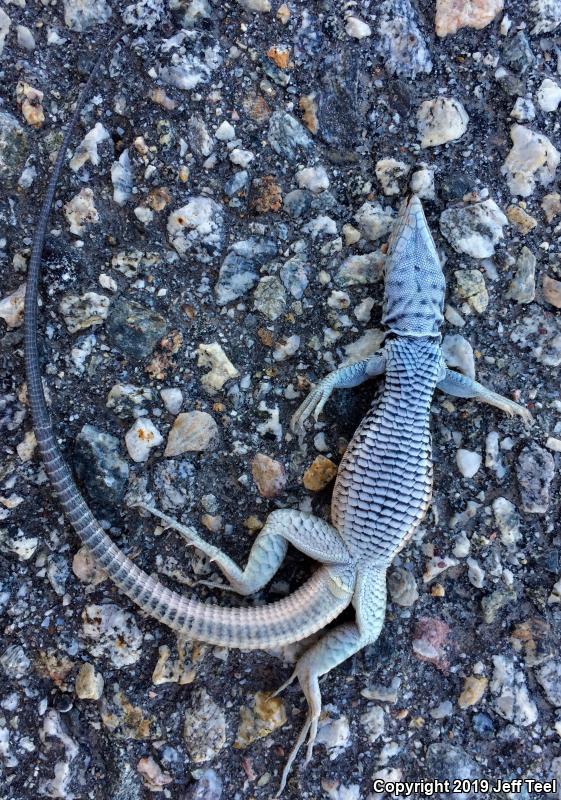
332, 337, 443, 563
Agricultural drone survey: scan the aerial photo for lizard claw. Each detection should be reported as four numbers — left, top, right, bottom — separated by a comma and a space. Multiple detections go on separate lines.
291, 379, 333, 433
270, 670, 297, 698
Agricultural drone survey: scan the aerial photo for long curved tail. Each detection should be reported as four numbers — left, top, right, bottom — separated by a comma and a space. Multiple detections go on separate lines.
23, 34, 349, 650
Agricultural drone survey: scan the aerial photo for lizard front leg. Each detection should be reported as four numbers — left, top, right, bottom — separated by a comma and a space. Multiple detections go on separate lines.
139, 505, 351, 596
291, 354, 386, 432
275, 565, 386, 796
437, 368, 532, 424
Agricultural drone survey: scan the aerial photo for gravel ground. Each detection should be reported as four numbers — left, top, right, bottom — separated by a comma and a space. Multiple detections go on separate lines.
1, 1, 561, 799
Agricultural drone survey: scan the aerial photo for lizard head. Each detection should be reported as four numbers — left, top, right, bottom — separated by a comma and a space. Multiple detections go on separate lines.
382, 194, 445, 338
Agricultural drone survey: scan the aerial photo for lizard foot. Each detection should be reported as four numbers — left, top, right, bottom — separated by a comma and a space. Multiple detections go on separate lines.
275, 667, 322, 797
290, 378, 334, 433
137, 503, 220, 561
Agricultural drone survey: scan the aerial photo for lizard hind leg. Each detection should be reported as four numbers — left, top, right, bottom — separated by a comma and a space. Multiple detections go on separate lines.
275, 566, 387, 796
138, 505, 351, 597
275, 622, 363, 797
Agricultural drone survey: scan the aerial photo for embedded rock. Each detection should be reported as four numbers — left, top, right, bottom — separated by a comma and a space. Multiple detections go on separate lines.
440, 200, 507, 258
215, 238, 277, 305
501, 124, 560, 197
537, 78, 561, 112
168, 197, 225, 263
59, 292, 110, 333
268, 111, 312, 162
164, 411, 219, 456
435, 0, 503, 37
196, 342, 239, 393
251, 453, 287, 498
73, 424, 129, 507
377, 0, 432, 78
0, 112, 28, 186
354, 202, 394, 241
125, 418, 163, 462
0, 283, 26, 329
516, 442, 555, 514
531, 0, 561, 35
417, 98, 468, 147
506, 247, 536, 304
82, 604, 142, 668
106, 298, 168, 359
63, 0, 112, 31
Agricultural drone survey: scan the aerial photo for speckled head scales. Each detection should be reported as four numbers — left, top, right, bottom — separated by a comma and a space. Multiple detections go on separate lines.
382, 195, 445, 337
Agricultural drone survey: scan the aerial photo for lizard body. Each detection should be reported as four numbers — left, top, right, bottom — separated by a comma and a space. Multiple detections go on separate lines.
24, 39, 531, 795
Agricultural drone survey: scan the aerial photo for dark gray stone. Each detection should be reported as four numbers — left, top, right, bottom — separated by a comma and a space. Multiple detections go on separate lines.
0, 111, 28, 187
425, 744, 480, 799
73, 423, 129, 506
280, 253, 309, 299
214, 238, 278, 305
224, 170, 248, 197
268, 111, 312, 162
283, 189, 312, 218
106, 297, 168, 359
516, 442, 555, 514
501, 32, 535, 74
536, 660, 561, 707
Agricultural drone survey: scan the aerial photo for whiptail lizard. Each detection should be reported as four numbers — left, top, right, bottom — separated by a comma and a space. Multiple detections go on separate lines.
24, 36, 532, 796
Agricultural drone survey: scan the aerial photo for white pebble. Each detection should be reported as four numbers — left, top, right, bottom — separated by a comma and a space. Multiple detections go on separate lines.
273, 335, 300, 362
125, 418, 163, 462
537, 78, 561, 112
417, 97, 469, 147
229, 148, 254, 167
485, 431, 506, 479
342, 223, 361, 245
354, 297, 374, 323
492, 497, 521, 546
160, 388, 183, 415
453, 532, 471, 558
327, 290, 350, 309
345, 16, 371, 39
510, 97, 535, 122
98, 273, 117, 292
456, 448, 481, 478
296, 165, 329, 194
134, 206, 154, 224
467, 557, 485, 588
442, 334, 475, 379
215, 120, 236, 141
410, 164, 435, 199
16, 24, 35, 51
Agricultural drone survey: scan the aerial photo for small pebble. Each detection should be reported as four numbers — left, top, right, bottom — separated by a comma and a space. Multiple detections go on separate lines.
160, 388, 183, 415
251, 453, 287, 498
417, 97, 468, 147
537, 78, 561, 112
296, 165, 329, 194
75, 663, 104, 701
345, 16, 371, 39
456, 448, 482, 478
165, 412, 219, 456
303, 455, 338, 491
506, 246, 536, 304
458, 676, 488, 709
125, 418, 164, 463
543, 275, 561, 309
501, 124, 560, 197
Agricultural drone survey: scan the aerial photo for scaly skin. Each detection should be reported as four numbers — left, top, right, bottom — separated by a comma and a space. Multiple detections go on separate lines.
23, 38, 531, 793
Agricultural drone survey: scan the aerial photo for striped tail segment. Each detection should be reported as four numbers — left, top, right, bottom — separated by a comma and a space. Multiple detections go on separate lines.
24, 34, 349, 650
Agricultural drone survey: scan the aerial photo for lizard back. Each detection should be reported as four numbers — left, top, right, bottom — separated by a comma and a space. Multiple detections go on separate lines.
331, 336, 443, 563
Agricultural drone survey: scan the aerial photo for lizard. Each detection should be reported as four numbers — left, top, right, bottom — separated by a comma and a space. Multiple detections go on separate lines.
23, 35, 532, 797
